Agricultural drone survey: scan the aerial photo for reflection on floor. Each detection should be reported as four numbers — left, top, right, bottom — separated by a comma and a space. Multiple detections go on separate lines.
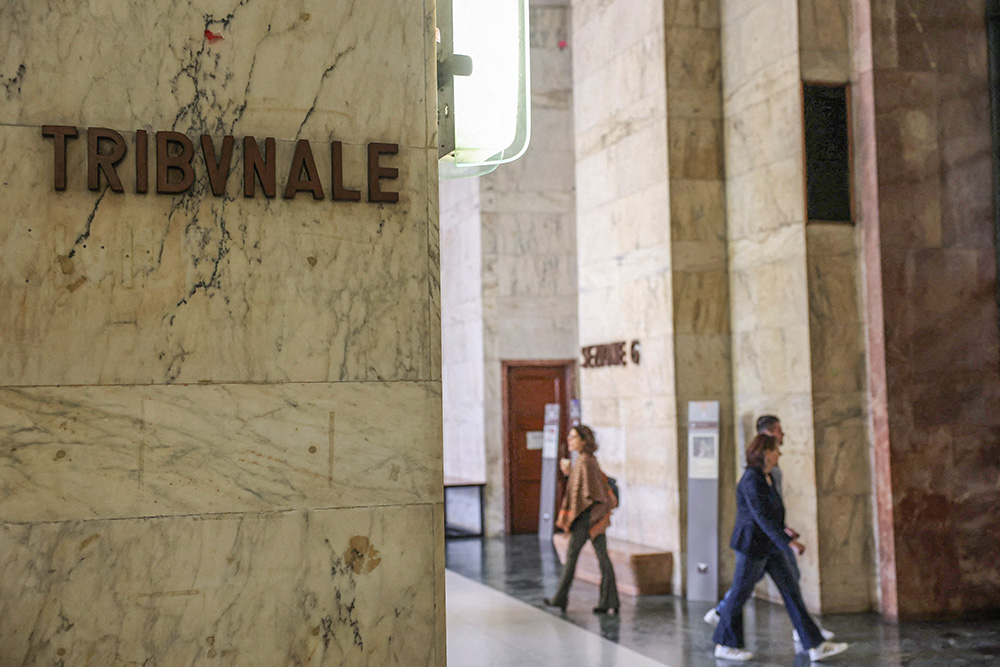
446, 534, 1000, 666
447, 570, 666, 667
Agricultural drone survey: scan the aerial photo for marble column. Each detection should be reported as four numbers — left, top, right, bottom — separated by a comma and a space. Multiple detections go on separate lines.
0, 1, 445, 664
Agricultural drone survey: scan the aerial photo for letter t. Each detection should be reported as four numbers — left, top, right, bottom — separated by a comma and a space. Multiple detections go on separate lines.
42, 125, 79, 191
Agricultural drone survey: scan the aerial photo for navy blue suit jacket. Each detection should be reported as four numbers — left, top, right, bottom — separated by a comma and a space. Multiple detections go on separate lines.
729, 466, 793, 557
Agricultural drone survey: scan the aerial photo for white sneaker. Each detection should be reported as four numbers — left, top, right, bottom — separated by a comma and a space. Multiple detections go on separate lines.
808, 641, 849, 662
714, 645, 754, 662
703, 607, 720, 626
793, 626, 835, 642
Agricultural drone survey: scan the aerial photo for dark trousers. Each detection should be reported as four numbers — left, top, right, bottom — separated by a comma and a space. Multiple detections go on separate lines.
712, 549, 823, 650
718, 543, 801, 615
549, 507, 619, 610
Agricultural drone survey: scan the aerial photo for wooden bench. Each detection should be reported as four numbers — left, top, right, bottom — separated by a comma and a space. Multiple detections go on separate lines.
552, 532, 672, 596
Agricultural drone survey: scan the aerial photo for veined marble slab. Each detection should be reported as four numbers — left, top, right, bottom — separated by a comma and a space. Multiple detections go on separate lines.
0, 0, 434, 148
0, 127, 437, 386
0, 504, 443, 665
425, 149, 442, 384
1, 0, 445, 660
0, 382, 443, 523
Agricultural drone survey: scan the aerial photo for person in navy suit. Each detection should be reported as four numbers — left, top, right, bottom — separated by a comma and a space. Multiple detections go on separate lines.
705, 415, 833, 642
711, 433, 848, 663
754, 416, 833, 643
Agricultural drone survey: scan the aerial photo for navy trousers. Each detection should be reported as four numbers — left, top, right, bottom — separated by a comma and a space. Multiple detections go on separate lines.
712, 549, 823, 650
718, 543, 801, 615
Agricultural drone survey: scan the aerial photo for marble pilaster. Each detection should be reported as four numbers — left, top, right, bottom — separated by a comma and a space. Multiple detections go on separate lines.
1, 1, 444, 661
722, 0, 820, 609
800, 0, 877, 614
665, 1, 736, 598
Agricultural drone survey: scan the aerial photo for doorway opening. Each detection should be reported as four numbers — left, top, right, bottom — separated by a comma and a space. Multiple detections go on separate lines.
502, 360, 575, 534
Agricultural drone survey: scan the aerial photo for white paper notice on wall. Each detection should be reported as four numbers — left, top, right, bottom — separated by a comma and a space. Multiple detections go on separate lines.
689, 433, 719, 479
688, 401, 720, 480
526, 431, 544, 451
542, 424, 559, 459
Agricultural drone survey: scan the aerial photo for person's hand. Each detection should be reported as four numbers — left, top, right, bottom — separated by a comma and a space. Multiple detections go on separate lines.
559, 458, 572, 475
790, 539, 806, 555
784, 526, 800, 539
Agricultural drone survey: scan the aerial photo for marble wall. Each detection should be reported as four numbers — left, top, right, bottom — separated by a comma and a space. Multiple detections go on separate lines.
863, 0, 1000, 618
441, 177, 486, 484
0, 1, 445, 663
440, 0, 578, 535
570, 0, 681, 571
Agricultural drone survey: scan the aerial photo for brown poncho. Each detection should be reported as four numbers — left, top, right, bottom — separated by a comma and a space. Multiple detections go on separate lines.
556, 452, 617, 538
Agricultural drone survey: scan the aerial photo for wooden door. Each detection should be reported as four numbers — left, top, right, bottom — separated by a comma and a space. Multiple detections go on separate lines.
503, 361, 574, 534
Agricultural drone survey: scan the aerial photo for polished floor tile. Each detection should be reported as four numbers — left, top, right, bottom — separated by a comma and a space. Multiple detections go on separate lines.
446, 535, 1000, 666
447, 569, 668, 666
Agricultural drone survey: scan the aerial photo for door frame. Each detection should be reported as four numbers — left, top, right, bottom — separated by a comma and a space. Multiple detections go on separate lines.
501, 359, 576, 535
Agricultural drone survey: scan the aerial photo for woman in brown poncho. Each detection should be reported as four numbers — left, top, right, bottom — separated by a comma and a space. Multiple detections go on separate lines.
543, 424, 620, 615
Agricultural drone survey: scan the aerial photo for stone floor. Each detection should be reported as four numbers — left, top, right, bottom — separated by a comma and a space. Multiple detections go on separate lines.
445, 534, 1000, 666
447, 569, 667, 666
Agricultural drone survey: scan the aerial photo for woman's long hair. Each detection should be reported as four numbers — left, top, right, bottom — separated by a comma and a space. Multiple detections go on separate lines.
745, 433, 777, 469
573, 424, 599, 454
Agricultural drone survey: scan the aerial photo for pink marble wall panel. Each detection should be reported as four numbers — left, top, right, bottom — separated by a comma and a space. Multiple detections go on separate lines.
868, 0, 1000, 618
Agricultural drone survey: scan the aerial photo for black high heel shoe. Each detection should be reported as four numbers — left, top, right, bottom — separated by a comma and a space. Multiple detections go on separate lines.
592, 606, 619, 616
543, 597, 567, 612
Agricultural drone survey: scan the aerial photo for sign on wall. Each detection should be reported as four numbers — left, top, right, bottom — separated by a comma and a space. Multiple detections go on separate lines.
41, 125, 401, 203
580, 340, 640, 368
